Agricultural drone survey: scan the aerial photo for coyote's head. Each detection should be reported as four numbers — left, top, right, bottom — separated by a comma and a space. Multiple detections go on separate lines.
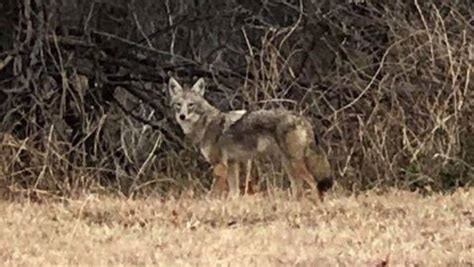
168, 77, 215, 134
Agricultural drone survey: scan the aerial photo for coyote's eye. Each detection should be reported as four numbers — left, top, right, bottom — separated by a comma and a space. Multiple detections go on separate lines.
188, 103, 195, 109
174, 103, 182, 109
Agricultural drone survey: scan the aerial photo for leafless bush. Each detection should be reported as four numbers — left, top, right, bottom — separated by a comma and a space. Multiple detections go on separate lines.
0, 0, 472, 198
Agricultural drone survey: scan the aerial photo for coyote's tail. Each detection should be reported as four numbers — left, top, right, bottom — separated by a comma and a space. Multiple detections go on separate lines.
304, 144, 334, 195
317, 176, 334, 193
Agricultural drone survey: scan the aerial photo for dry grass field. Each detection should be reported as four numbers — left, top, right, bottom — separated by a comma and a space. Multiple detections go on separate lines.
0, 188, 473, 266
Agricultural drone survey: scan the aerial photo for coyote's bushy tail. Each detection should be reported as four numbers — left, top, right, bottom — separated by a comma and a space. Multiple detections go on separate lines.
304, 144, 334, 194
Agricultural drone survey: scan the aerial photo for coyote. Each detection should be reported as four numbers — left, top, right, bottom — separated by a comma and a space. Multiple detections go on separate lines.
168, 77, 333, 199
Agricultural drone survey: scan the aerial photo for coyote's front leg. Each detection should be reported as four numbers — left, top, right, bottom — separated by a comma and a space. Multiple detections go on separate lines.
227, 160, 240, 196
210, 160, 241, 197
211, 163, 228, 196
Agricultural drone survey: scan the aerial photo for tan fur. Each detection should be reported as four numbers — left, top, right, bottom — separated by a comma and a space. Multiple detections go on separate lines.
168, 77, 333, 199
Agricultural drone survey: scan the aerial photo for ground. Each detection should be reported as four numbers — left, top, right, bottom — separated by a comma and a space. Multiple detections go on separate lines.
0, 188, 473, 266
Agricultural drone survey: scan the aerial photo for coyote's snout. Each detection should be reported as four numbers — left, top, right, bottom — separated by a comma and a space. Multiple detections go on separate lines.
168, 77, 333, 199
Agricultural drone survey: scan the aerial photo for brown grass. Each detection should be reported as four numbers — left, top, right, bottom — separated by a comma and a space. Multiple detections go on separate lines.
1, 188, 473, 266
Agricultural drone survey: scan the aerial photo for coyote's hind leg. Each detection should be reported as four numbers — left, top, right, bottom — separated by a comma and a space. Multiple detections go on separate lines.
293, 159, 318, 192
284, 158, 318, 199
241, 160, 260, 195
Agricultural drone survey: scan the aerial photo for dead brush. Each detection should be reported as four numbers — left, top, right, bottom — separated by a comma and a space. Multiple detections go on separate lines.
0, 131, 96, 200
326, 1, 474, 191
0, 0, 472, 198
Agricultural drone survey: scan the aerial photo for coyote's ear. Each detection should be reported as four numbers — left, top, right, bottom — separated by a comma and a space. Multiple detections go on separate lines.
168, 77, 183, 97
191, 78, 205, 96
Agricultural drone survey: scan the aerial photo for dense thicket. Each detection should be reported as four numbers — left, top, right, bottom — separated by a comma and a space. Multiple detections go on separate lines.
0, 0, 472, 197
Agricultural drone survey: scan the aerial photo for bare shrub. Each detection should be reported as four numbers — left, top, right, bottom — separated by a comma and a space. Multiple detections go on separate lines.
0, 0, 472, 197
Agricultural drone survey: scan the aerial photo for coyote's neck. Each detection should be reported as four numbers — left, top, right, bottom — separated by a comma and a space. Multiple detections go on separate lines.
187, 105, 222, 145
